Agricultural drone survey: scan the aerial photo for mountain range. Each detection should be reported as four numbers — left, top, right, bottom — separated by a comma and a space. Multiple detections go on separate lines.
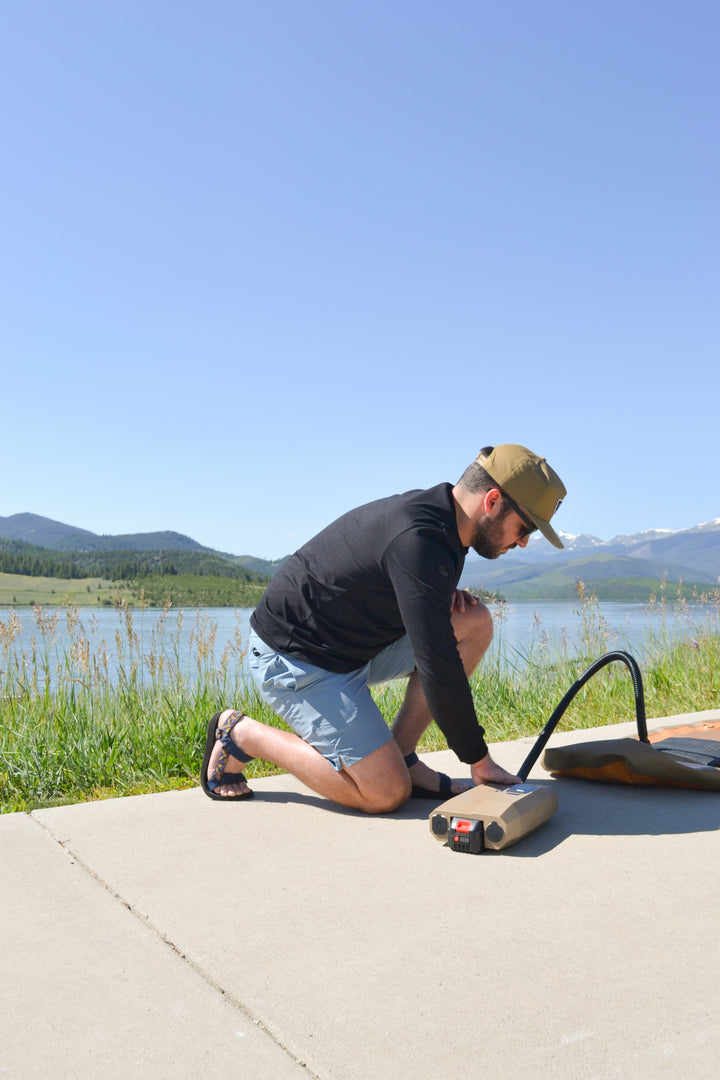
459, 519, 720, 600
0, 513, 286, 576
1, 512, 719, 601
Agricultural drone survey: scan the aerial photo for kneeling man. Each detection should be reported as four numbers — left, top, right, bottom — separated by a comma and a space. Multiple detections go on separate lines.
202, 444, 566, 813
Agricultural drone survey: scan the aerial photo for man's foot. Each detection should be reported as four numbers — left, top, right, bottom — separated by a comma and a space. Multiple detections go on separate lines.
404, 753, 472, 799
201, 710, 254, 800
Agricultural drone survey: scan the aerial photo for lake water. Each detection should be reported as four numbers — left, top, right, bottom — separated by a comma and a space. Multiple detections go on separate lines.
1, 599, 717, 688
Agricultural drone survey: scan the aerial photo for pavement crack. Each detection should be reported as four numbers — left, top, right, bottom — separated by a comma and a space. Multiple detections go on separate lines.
27, 811, 322, 1079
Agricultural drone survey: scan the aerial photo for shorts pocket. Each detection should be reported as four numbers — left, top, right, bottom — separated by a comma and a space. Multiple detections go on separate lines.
258, 653, 303, 693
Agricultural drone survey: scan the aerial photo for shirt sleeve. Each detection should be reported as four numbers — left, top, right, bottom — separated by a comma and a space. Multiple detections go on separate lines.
383, 527, 489, 765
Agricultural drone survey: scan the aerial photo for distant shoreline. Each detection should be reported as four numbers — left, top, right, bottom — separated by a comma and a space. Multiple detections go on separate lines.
1, 569, 718, 609
0, 571, 265, 609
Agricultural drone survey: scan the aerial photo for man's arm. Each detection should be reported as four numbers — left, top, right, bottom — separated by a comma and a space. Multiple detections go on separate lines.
384, 530, 490, 764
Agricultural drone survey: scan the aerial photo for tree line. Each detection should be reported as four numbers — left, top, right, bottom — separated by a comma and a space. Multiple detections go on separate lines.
0, 538, 271, 585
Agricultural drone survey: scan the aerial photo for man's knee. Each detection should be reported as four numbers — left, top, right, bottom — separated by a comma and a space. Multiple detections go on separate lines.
361, 773, 412, 814
455, 599, 493, 646
347, 745, 412, 813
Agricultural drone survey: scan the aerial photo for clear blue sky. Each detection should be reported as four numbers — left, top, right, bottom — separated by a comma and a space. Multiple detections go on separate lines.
2, 1, 718, 558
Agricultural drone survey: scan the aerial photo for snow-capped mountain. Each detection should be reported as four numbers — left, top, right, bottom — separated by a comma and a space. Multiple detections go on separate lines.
461, 519, 720, 598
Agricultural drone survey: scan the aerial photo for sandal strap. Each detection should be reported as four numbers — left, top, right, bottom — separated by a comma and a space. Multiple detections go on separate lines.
206, 771, 250, 794
210, 711, 254, 782
225, 741, 253, 764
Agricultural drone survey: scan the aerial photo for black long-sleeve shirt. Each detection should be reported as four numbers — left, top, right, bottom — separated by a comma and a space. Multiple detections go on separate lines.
250, 483, 488, 764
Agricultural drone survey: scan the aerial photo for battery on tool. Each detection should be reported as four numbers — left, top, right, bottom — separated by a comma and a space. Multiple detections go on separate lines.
448, 816, 484, 854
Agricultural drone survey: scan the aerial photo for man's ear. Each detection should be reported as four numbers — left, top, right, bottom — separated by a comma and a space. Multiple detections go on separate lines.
483, 487, 504, 515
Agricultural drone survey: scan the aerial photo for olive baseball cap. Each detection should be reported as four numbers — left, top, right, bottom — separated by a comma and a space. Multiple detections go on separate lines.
476, 444, 567, 549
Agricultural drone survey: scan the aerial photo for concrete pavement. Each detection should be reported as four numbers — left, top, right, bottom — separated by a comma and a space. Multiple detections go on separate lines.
2, 711, 719, 1079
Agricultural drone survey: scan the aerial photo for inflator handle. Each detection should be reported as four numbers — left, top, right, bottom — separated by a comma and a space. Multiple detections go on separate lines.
518, 650, 648, 782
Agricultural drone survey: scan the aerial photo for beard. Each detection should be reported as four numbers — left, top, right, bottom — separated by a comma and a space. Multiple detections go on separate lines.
471, 515, 514, 560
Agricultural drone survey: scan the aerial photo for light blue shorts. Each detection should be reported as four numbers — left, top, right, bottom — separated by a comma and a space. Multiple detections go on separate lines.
247, 629, 416, 771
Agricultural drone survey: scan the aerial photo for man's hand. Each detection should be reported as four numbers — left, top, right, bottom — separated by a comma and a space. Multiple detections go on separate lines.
451, 588, 479, 613
471, 753, 521, 787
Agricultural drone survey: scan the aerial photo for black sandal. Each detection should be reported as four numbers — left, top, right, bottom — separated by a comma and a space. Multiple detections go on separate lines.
201, 711, 255, 801
404, 751, 453, 800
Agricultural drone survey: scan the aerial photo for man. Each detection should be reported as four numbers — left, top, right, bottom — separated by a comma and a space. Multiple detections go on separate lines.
201, 443, 567, 813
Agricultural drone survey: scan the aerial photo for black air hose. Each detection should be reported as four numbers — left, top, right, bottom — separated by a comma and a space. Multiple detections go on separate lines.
518, 650, 649, 781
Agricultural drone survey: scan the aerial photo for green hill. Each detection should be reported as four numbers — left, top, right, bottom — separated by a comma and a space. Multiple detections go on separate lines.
460, 552, 715, 602
0, 538, 272, 606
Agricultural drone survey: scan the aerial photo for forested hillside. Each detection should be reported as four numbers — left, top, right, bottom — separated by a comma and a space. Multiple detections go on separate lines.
0, 538, 270, 586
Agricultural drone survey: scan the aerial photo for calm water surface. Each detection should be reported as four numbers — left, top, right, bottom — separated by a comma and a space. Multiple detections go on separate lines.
1, 600, 717, 687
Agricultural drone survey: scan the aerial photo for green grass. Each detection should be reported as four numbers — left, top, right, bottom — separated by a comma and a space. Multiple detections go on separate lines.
136, 574, 266, 608
504, 576, 717, 602
374, 594, 720, 750
0, 572, 126, 607
0, 570, 265, 608
0, 601, 292, 811
1, 593, 718, 812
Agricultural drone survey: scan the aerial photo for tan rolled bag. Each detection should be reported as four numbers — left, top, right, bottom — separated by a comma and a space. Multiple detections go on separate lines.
544, 719, 720, 791
526, 652, 720, 792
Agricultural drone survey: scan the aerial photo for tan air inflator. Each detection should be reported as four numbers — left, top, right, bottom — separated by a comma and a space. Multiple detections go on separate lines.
429, 781, 558, 852
429, 651, 651, 854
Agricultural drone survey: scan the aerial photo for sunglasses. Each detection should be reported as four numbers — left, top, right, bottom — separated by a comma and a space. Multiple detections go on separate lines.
500, 489, 538, 538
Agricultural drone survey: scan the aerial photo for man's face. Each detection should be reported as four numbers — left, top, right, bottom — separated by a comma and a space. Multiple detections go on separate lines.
471, 501, 533, 560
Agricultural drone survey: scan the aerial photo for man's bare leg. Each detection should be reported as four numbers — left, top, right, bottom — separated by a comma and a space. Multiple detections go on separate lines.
391, 596, 498, 793
205, 710, 410, 814
206, 596, 505, 809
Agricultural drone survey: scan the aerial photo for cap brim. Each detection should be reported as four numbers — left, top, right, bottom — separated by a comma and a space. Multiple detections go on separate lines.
528, 513, 564, 549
